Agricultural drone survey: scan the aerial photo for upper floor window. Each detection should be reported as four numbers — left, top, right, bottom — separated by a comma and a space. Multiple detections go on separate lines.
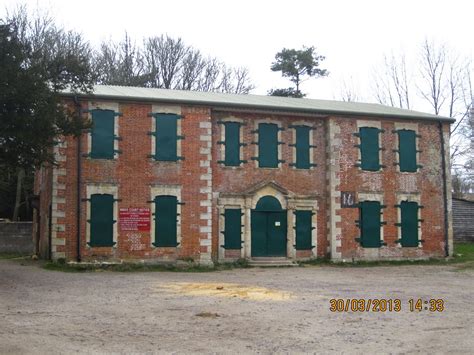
355, 127, 383, 171
395, 129, 421, 172
290, 125, 316, 169
151, 113, 184, 162
218, 121, 245, 167
253, 123, 284, 168
90, 109, 116, 159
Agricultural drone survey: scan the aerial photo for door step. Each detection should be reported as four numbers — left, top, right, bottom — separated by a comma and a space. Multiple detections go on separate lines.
248, 257, 298, 267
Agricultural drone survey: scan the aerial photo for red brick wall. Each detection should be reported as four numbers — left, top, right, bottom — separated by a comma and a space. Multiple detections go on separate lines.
56, 101, 212, 262
335, 116, 449, 259
211, 111, 328, 259
38, 97, 450, 262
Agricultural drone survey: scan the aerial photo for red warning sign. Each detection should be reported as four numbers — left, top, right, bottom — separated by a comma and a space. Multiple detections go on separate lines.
119, 208, 151, 231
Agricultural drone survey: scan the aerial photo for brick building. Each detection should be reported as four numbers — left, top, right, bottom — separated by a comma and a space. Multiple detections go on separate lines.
33, 85, 454, 264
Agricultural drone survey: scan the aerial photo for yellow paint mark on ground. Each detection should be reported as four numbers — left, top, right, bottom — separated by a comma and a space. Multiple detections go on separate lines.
159, 282, 293, 301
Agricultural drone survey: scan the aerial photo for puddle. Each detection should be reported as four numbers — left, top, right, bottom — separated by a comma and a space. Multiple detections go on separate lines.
158, 282, 294, 301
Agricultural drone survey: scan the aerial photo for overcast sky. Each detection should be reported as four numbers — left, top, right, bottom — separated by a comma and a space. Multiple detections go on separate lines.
1, 0, 473, 109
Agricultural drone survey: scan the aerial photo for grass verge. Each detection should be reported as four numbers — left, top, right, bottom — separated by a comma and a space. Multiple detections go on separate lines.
39, 243, 474, 272
0, 252, 30, 260
299, 242, 474, 269
42, 258, 250, 273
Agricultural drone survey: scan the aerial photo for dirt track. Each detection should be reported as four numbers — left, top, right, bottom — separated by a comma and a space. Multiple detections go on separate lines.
1, 259, 473, 354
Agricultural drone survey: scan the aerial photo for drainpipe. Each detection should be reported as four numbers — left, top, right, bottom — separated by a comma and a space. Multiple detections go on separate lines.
438, 121, 449, 257
73, 96, 82, 262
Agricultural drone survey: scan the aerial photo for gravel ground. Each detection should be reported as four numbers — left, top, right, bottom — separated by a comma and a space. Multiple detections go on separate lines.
0, 259, 473, 354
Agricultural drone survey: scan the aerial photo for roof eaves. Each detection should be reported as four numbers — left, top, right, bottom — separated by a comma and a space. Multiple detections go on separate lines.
62, 91, 456, 123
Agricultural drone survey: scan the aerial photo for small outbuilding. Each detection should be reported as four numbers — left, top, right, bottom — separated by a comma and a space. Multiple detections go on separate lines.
453, 197, 474, 242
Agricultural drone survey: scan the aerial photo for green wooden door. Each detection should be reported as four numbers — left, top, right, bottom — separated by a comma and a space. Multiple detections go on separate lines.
251, 210, 287, 257
266, 211, 287, 256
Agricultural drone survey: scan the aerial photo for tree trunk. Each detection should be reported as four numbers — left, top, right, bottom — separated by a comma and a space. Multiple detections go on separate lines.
24, 178, 30, 219
12, 168, 24, 221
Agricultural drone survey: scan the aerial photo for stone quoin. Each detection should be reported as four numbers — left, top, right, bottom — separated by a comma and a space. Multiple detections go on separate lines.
33, 86, 454, 264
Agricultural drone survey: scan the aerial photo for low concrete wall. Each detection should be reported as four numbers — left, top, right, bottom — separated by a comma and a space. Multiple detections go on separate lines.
0, 222, 33, 254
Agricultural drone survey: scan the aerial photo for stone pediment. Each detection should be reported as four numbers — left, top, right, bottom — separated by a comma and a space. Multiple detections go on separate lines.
241, 180, 292, 197
219, 180, 294, 200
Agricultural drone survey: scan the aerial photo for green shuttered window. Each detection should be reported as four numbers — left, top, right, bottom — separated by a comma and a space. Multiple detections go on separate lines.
89, 194, 115, 247
295, 126, 311, 169
398, 201, 419, 247
398, 130, 417, 172
153, 195, 178, 247
295, 210, 313, 250
154, 113, 180, 161
223, 209, 242, 249
224, 122, 241, 166
91, 110, 115, 159
358, 201, 383, 248
359, 127, 380, 171
258, 123, 278, 168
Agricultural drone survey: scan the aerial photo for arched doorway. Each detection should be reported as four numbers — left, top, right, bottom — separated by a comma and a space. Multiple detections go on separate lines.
251, 196, 287, 257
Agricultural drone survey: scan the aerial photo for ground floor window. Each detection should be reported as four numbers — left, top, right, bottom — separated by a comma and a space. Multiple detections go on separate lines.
294, 210, 314, 250
357, 201, 385, 248
89, 194, 116, 247
153, 195, 179, 247
396, 201, 421, 247
222, 209, 243, 249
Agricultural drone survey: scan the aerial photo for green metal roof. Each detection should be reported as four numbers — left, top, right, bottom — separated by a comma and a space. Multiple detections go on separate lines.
63, 85, 455, 122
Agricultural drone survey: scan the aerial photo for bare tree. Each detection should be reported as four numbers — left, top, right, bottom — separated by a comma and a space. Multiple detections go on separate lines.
371, 53, 411, 109
6, 5, 95, 92
178, 49, 206, 90
233, 67, 254, 94
338, 76, 361, 102
144, 35, 188, 89
94, 33, 255, 93
417, 40, 472, 173
369, 40, 473, 191
94, 33, 147, 86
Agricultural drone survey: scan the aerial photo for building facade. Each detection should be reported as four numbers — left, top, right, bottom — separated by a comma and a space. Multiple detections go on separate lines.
33, 86, 454, 264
